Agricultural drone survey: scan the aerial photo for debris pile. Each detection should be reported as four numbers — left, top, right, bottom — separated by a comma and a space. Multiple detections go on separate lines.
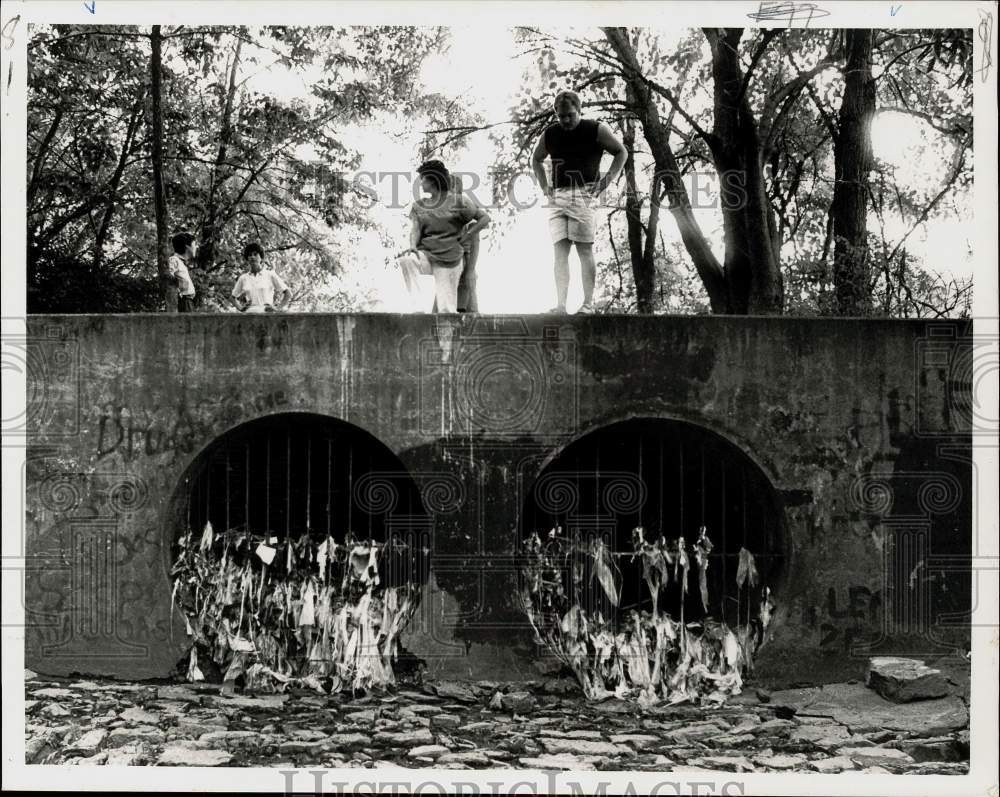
520, 526, 774, 705
171, 521, 423, 694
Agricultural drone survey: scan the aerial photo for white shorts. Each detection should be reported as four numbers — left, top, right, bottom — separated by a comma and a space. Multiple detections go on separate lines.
548, 185, 598, 244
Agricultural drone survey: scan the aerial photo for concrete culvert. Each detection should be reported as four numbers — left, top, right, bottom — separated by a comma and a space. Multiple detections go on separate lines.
168, 413, 429, 693
519, 417, 786, 704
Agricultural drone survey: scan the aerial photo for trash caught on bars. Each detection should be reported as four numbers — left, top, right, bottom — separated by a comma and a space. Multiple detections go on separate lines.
171, 520, 422, 694
519, 526, 775, 705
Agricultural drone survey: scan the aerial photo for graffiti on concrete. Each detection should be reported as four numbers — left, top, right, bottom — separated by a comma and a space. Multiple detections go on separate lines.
801, 585, 884, 651
95, 389, 288, 462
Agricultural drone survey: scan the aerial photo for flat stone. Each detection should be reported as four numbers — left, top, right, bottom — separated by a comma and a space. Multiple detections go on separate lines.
542, 729, 604, 740
326, 733, 369, 751
768, 683, 968, 736
837, 746, 915, 768
500, 691, 536, 713
120, 706, 160, 724
431, 714, 462, 728
609, 734, 661, 751
591, 699, 632, 715
664, 721, 726, 742
105, 743, 148, 766
25, 669, 38, 680
172, 719, 227, 738
344, 709, 376, 724
373, 728, 433, 748
156, 686, 202, 703
279, 739, 330, 755
541, 738, 629, 757
70, 752, 109, 765
31, 687, 75, 700
435, 751, 491, 767
107, 726, 165, 747
406, 704, 441, 715
756, 718, 796, 733
893, 737, 964, 763
210, 693, 288, 709
692, 755, 755, 772
706, 733, 755, 749
68, 681, 105, 690
41, 703, 72, 719
809, 756, 857, 773
755, 753, 809, 770
431, 682, 478, 703
788, 723, 855, 748
195, 730, 267, 750
64, 728, 108, 755
518, 754, 604, 770
289, 729, 328, 742
407, 745, 450, 758
910, 762, 969, 775
866, 657, 950, 703
25, 737, 54, 764
158, 746, 233, 766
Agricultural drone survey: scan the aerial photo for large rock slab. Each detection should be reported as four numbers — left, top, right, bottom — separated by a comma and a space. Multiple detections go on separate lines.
865, 657, 950, 703
158, 746, 233, 766
540, 738, 629, 757
769, 683, 967, 736
837, 746, 915, 768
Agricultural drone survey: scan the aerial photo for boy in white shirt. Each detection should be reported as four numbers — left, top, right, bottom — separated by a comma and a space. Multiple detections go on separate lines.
231, 242, 291, 313
169, 232, 198, 313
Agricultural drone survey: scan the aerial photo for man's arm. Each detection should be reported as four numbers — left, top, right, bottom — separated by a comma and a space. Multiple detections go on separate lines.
531, 133, 550, 198
270, 273, 291, 310
231, 276, 248, 311
595, 122, 627, 194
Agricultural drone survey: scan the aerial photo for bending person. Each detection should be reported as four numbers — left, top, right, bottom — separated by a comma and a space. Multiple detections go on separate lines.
396, 160, 490, 313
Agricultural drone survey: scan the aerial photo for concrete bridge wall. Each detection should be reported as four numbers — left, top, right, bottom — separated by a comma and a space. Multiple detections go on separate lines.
21, 314, 973, 684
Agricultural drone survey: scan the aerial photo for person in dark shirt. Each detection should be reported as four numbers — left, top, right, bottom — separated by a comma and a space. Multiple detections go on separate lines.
396, 160, 490, 313
531, 89, 626, 314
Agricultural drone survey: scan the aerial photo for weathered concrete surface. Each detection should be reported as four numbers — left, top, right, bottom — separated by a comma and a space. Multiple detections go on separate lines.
22, 314, 972, 681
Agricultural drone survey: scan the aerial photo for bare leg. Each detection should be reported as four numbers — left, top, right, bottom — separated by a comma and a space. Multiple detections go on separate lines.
576, 242, 596, 306
553, 238, 572, 310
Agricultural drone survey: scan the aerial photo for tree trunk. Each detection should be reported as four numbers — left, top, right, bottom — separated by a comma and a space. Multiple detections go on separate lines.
199, 34, 244, 270
705, 27, 784, 315
604, 27, 728, 313
622, 109, 655, 313
832, 29, 875, 315
150, 25, 174, 311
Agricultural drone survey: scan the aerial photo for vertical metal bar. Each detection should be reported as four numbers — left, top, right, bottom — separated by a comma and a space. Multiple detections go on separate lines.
658, 434, 664, 539
245, 441, 250, 534
286, 430, 291, 540
678, 443, 684, 538
206, 461, 212, 529
266, 432, 271, 535
366, 451, 372, 541
226, 449, 231, 532
637, 437, 643, 527
326, 438, 332, 536
306, 436, 312, 532
742, 466, 747, 545
347, 446, 353, 536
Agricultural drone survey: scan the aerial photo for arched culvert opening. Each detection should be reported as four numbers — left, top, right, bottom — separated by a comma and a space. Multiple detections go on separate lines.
519, 418, 785, 701
168, 413, 429, 693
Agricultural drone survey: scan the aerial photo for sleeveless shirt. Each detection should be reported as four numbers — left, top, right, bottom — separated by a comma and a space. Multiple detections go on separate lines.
543, 118, 603, 189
